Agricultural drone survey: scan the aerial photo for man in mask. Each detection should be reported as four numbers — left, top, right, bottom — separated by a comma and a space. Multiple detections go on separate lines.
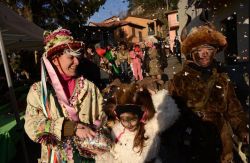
168, 24, 249, 163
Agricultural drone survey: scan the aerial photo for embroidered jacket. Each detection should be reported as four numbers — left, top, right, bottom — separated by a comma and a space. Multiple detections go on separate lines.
24, 77, 103, 162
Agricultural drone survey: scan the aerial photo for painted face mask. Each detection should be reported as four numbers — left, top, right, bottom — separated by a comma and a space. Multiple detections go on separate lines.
191, 45, 217, 67
120, 113, 139, 131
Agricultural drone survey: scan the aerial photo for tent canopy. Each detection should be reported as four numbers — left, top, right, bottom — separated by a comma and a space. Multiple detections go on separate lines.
0, 3, 44, 162
0, 2, 44, 52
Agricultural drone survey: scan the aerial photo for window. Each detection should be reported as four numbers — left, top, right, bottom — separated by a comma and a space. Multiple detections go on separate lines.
132, 27, 135, 36
139, 31, 142, 42
148, 23, 155, 35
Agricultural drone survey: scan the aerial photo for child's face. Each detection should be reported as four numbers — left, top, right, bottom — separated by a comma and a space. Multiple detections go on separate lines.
120, 112, 139, 132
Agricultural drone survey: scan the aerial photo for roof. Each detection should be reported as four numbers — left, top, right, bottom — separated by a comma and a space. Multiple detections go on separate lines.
103, 16, 120, 22
124, 16, 153, 21
0, 2, 44, 52
124, 16, 163, 24
89, 20, 145, 28
165, 10, 178, 15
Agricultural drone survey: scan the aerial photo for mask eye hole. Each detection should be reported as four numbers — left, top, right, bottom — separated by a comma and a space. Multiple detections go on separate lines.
191, 46, 216, 55
120, 116, 138, 127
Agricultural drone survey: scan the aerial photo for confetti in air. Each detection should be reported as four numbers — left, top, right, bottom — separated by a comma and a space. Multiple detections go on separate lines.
184, 72, 189, 76
216, 85, 222, 89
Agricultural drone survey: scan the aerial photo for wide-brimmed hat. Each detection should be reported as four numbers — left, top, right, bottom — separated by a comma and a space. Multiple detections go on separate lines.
43, 28, 84, 57
181, 25, 227, 55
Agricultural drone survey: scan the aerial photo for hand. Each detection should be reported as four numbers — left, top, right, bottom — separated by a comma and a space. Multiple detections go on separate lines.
147, 88, 156, 95
88, 148, 106, 155
75, 123, 96, 140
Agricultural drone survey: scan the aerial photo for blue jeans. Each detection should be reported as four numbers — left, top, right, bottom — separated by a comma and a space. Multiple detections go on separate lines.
120, 61, 128, 75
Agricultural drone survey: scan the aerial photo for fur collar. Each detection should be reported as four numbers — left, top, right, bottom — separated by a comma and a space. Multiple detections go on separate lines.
147, 89, 180, 133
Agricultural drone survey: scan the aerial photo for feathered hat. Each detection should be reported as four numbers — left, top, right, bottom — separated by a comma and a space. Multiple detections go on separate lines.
181, 25, 227, 55
43, 28, 84, 57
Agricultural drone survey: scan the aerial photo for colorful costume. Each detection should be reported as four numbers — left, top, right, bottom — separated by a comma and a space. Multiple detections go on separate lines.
129, 48, 143, 81
24, 28, 105, 163
96, 89, 180, 163
96, 48, 120, 75
25, 77, 104, 162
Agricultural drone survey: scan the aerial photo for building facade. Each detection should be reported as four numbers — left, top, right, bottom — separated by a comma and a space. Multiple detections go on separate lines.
165, 10, 179, 51
118, 16, 164, 44
177, 0, 249, 64
177, 0, 249, 112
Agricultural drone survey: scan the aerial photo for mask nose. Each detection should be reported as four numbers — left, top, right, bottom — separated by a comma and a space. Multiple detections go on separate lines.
198, 49, 210, 58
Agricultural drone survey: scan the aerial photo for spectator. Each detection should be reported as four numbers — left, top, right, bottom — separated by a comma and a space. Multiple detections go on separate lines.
77, 45, 102, 88
116, 41, 130, 81
173, 36, 182, 64
129, 44, 143, 81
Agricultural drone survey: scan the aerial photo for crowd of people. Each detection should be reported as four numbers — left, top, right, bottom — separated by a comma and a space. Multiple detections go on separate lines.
78, 39, 171, 90
23, 23, 249, 163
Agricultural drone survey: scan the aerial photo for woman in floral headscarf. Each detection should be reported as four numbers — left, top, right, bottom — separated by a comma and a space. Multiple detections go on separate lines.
24, 28, 109, 163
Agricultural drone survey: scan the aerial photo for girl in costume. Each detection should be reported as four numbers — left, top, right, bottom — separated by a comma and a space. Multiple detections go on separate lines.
129, 44, 143, 81
96, 83, 180, 163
